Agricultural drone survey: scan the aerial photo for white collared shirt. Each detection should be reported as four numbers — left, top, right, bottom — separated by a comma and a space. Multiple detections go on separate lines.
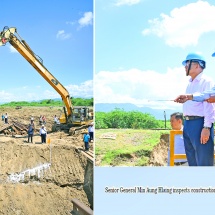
39, 127, 47, 134
88, 126, 94, 132
183, 72, 215, 127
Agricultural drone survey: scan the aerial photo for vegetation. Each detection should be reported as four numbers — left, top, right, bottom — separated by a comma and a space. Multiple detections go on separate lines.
96, 108, 171, 129
0, 97, 93, 107
95, 109, 171, 166
95, 129, 169, 166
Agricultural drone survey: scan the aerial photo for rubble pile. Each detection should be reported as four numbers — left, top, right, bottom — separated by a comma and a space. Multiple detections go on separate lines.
0, 120, 29, 136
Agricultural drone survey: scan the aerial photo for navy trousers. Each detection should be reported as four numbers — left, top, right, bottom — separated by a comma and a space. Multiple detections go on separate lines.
183, 118, 214, 166
84, 141, 89, 151
89, 132, 94, 141
28, 134, 33, 143
41, 133, 46, 143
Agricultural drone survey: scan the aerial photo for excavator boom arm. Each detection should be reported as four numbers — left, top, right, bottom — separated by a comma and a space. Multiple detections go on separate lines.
0, 27, 72, 117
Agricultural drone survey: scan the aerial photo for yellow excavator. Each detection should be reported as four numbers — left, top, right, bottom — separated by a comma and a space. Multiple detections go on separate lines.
0, 26, 93, 135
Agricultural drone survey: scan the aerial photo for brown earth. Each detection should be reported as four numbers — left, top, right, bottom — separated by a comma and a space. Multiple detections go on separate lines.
0, 106, 93, 215
148, 134, 169, 166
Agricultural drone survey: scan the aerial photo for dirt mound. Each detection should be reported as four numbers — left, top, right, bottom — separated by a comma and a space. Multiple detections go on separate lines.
0, 106, 62, 132
0, 106, 93, 214
149, 134, 169, 166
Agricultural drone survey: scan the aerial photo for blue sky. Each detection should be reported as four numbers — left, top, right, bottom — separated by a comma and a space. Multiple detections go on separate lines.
0, 0, 93, 103
95, 0, 215, 111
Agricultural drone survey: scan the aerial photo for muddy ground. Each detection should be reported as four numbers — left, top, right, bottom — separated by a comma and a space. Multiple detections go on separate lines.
0, 106, 93, 215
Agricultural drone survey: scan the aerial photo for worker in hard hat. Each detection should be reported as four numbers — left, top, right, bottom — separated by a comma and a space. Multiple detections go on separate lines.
175, 52, 215, 103
39, 124, 47, 144
83, 130, 90, 151
174, 52, 215, 166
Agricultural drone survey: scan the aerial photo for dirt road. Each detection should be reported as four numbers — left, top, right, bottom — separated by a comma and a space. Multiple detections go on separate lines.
0, 106, 93, 215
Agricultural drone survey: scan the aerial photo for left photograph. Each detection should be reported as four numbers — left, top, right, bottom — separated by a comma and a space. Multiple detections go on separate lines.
0, 1, 93, 214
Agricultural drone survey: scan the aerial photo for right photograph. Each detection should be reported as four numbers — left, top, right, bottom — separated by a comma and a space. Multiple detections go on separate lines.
94, 0, 215, 167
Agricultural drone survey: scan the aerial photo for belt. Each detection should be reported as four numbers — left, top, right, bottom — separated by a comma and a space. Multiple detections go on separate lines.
184, 116, 204, 120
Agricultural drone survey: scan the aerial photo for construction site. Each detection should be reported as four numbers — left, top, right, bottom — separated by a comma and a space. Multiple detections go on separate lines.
0, 27, 94, 215
0, 106, 93, 215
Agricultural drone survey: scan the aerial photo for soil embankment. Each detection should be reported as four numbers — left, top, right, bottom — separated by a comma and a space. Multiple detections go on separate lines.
149, 133, 169, 166
0, 106, 93, 215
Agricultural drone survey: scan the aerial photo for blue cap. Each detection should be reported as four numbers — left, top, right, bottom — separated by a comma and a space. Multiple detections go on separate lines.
182, 52, 206, 69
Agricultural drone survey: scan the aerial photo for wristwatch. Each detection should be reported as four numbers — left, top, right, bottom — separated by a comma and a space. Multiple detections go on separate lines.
203, 126, 210, 130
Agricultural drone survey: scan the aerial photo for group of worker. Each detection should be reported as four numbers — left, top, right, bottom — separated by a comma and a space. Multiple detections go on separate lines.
27, 113, 94, 150
169, 51, 215, 166
27, 116, 47, 144
83, 122, 94, 151
1, 113, 8, 124
39, 115, 46, 125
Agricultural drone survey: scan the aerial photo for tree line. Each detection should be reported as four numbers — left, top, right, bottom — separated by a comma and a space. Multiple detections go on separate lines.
0, 97, 93, 107
96, 109, 169, 129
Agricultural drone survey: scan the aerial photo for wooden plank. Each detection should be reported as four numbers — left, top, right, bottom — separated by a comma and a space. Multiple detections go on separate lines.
99, 133, 117, 139
72, 198, 93, 215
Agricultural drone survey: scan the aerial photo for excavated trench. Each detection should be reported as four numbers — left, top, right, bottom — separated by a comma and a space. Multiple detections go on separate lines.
0, 106, 93, 214
0, 140, 92, 215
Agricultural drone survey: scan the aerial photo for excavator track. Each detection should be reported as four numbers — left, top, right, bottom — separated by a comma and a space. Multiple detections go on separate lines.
69, 124, 92, 136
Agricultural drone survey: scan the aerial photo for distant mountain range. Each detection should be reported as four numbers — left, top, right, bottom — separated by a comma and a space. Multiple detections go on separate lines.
95, 103, 182, 120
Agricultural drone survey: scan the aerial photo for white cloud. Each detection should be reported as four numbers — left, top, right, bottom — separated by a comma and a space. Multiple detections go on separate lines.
66, 80, 93, 98
95, 68, 189, 109
115, 0, 140, 6
9, 45, 18, 53
42, 90, 59, 99
0, 90, 15, 103
78, 12, 93, 27
56, 30, 71, 40
0, 80, 93, 104
142, 1, 215, 48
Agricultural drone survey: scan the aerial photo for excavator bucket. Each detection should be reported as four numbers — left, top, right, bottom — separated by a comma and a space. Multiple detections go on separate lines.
0, 27, 16, 46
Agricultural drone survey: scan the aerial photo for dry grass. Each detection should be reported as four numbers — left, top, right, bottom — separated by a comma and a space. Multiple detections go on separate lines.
95, 128, 169, 166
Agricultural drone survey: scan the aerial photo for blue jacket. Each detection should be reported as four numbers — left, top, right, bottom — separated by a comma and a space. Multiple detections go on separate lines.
28, 125, 34, 135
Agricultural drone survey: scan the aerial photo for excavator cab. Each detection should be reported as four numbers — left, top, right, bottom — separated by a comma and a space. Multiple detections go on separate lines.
72, 106, 91, 125
58, 106, 93, 125
52, 106, 93, 134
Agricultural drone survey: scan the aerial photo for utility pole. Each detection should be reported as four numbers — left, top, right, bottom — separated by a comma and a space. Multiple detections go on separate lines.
164, 111, 166, 129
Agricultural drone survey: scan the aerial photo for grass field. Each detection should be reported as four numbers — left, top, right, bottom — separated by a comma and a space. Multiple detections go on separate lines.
95, 129, 169, 166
